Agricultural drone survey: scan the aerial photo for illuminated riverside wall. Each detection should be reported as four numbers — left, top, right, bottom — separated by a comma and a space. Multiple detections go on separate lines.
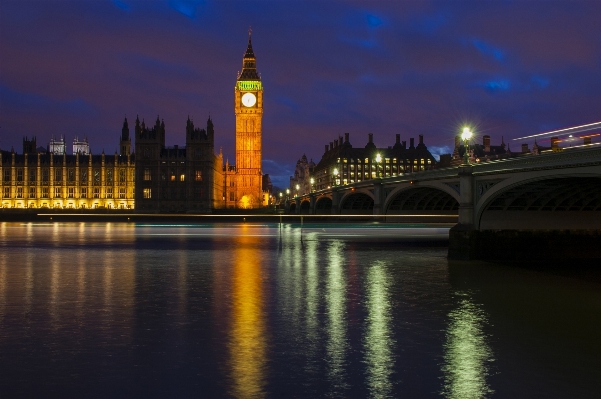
0, 150, 135, 210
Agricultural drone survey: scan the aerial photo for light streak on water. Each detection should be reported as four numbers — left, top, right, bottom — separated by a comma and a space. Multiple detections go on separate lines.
441, 292, 495, 399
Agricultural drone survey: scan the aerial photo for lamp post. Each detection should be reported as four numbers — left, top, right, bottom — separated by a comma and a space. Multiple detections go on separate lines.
461, 127, 473, 165
286, 188, 290, 202
375, 153, 382, 178
295, 184, 300, 197
310, 177, 314, 192
333, 168, 339, 186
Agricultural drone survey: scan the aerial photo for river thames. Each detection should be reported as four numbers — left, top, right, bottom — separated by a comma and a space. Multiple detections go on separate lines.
0, 222, 599, 398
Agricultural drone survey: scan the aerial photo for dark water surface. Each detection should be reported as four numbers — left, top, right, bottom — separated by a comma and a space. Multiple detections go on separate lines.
0, 222, 599, 398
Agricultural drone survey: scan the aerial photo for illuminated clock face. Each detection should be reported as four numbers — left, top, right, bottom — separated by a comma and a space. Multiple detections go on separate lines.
241, 92, 257, 107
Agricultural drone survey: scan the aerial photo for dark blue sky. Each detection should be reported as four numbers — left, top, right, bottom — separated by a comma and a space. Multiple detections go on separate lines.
1, 0, 600, 188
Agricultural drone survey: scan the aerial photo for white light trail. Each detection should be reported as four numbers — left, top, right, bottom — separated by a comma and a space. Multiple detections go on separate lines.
512, 121, 601, 141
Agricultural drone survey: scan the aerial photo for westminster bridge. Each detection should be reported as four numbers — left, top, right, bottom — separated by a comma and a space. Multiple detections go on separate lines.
287, 145, 601, 260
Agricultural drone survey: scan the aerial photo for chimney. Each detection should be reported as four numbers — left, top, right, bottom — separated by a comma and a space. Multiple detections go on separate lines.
396, 134, 400, 144
551, 137, 559, 149
330, 142, 333, 150
483, 135, 491, 152
368, 133, 373, 143
402, 141, 406, 150
521, 143, 529, 152
325, 144, 329, 153
409, 138, 415, 149
419, 134, 424, 145
344, 133, 349, 143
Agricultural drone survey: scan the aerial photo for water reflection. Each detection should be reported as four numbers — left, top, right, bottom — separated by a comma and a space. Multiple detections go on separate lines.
364, 261, 394, 398
228, 226, 267, 398
326, 240, 348, 393
441, 292, 494, 399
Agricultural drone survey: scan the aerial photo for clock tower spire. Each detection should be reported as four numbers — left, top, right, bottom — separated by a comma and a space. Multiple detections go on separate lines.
233, 29, 264, 209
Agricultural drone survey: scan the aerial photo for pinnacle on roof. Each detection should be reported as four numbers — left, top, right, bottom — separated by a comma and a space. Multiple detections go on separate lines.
238, 29, 260, 81
244, 30, 255, 59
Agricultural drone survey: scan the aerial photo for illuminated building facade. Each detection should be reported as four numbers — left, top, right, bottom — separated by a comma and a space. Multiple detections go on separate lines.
224, 32, 264, 209
312, 133, 437, 191
1, 136, 135, 209
134, 115, 224, 212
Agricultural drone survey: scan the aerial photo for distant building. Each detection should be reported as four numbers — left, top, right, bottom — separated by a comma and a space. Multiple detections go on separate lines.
289, 154, 315, 196
48, 135, 66, 155
73, 137, 90, 155
311, 132, 437, 191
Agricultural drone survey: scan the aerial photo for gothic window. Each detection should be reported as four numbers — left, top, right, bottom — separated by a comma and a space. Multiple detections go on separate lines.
144, 168, 151, 181
16, 187, 23, 198
119, 169, 126, 183
3, 169, 10, 182
68, 188, 74, 198
81, 170, 87, 183
107, 169, 113, 183
42, 187, 49, 198
180, 174, 185, 182
68, 169, 75, 182
30, 169, 36, 183
81, 188, 87, 198
3, 187, 10, 198
195, 170, 202, 181
106, 188, 113, 198
93, 188, 100, 198
93, 169, 100, 185
29, 187, 36, 199
17, 169, 23, 182
42, 169, 49, 182
119, 188, 126, 199
54, 187, 61, 198
55, 169, 62, 182
143, 148, 150, 158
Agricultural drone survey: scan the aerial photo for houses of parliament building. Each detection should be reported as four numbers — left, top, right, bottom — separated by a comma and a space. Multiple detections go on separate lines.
0, 34, 266, 211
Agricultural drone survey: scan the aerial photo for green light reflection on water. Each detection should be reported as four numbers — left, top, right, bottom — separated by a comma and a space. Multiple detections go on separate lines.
326, 240, 348, 391
364, 261, 394, 399
441, 292, 494, 399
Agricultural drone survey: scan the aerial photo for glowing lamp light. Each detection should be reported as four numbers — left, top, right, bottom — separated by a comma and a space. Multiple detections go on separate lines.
461, 127, 473, 141
376, 153, 382, 163
310, 178, 314, 184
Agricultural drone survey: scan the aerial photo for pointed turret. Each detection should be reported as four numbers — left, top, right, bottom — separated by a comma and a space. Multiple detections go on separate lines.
238, 29, 260, 81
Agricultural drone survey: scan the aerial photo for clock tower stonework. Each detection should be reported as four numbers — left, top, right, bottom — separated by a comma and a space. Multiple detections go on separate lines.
232, 32, 263, 209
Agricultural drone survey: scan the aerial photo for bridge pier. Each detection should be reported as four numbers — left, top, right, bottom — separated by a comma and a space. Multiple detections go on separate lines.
331, 188, 340, 215
309, 193, 316, 215
295, 197, 301, 214
449, 165, 476, 259
373, 180, 384, 216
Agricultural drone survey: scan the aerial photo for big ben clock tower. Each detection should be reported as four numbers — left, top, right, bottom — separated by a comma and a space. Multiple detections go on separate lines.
233, 30, 264, 209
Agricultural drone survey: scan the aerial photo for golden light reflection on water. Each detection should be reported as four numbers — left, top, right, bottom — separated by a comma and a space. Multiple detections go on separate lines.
228, 226, 267, 399
441, 292, 494, 399
365, 261, 394, 398
326, 240, 348, 390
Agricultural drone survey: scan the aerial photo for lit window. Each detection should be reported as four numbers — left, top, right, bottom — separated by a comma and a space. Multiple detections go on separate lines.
195, 171, 202, 181
3, 187, 9, 198
42, 188, 49, 198
16, 187, 23, 198
54, 187, 61, 198
144, 168, 151, 181
106, 188, 113, 198
143, 188, 152, 199
68, 188, 74, 198
93, 188, 100, 198
80, 188, 87, 198
29, 187, 36, 198
180, 174, 185, 182
119, 188, 126, 199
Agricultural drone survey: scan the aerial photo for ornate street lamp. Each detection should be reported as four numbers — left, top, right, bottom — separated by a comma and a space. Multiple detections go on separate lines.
286, 188, 290, 201
310, 177, 314, 192
295, 184, 300, 197
376, 153, 382, 178
461, 127, 473, 165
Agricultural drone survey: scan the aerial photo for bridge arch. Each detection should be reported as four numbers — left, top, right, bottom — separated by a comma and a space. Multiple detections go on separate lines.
384, 184, 460, 215
476, 173, 601, 230
339, 191, 374, 214
300, 199, 311, 214
289, 202, 296, 213
315, 196, 333, 214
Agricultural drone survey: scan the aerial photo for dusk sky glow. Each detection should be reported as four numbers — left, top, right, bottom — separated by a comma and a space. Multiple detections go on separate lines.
1, 0, 600, 188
